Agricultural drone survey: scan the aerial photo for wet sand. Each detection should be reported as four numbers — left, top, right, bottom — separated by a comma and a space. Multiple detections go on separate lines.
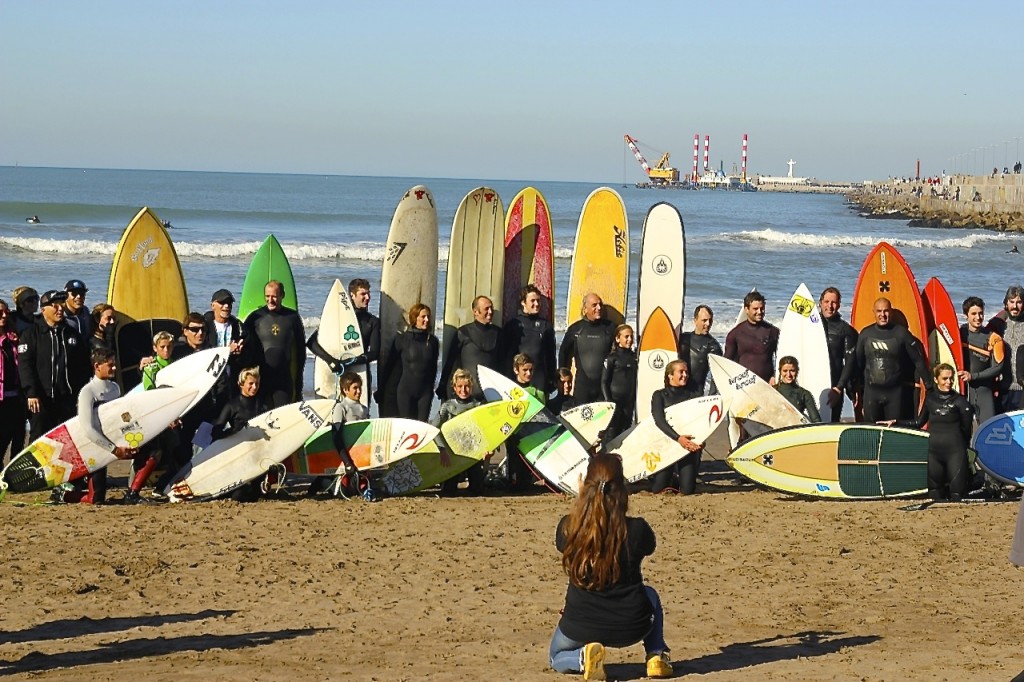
1, 447, 1022, 681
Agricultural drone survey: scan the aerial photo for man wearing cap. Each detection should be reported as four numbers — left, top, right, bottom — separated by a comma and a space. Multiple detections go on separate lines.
204, 289, 245, 410
243, 280, 305, 408
18, 290, 90, 439
63, 280, 91, 338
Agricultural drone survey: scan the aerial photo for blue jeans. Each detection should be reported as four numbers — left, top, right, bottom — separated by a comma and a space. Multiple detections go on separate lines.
548, 585, 668, 673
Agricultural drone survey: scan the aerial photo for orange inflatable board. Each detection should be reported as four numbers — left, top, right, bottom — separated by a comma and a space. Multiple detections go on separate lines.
850, 241, 927, 349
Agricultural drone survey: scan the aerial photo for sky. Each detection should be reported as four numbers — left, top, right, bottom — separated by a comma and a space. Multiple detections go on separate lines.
2, 1, 1022, 183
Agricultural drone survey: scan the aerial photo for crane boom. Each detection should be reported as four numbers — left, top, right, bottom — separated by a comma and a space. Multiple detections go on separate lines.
624, 135, 651, 173
624, 134, 680, 184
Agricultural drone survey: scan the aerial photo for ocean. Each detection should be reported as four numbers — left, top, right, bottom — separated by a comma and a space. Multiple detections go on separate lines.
0, 165, 1017, 341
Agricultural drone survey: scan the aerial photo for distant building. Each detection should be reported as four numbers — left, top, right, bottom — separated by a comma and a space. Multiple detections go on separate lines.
756, 159, 809, 187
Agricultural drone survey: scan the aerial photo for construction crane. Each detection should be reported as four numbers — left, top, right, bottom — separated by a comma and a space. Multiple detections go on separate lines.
624, 135, 679, 184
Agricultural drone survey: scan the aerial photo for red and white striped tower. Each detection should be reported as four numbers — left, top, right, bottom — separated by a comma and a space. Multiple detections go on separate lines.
703, 135, 710, 172
692, 134, 699, 182
741, 134, 748, 182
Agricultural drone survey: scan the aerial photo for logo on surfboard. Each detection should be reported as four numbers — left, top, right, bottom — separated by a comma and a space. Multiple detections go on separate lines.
385, 241, 407, 265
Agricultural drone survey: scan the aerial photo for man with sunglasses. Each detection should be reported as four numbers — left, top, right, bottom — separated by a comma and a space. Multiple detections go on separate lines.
62, 279, 91, 338
204, 289, 245, 411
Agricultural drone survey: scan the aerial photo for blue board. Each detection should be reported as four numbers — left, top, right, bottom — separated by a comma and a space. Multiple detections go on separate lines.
972, 411, 1024, 485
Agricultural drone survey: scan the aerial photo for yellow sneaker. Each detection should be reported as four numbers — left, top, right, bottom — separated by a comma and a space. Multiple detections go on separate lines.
582, 642, 606, 681
646, 651, 672, 678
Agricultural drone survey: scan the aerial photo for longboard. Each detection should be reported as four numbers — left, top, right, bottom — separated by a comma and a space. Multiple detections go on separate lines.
922, 277, 963, 392
504, 188, 554, 325
637, 202, 685, 334
636, 307, 677, 423
567, 187, 629, 326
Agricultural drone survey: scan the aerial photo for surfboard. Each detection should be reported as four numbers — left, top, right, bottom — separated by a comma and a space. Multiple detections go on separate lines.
1, 387, 198, 494
378, 400, 527, 496
636, 307, 677, 423
921, 277, 963, 392
313, 279, 366, 402
291, 418, 439, 474
379, 186, 439, 412
129, 347, 230, 414
971, 411, 1024, 485
504, 187, 554, 325
851, 241, 927, 344
107, 207, 189, 390
566, 187, 629, 327
734, 287, 757, 327
777, 283, 832, 414
709, 354, 809, 449
239, 234, 298, 321
522, 402, 618, 494
476, 365, 550, 422
165, 399, 334, 502
726, 423, 929, 498
637, 202, 686, 333
443, 187, 505, 373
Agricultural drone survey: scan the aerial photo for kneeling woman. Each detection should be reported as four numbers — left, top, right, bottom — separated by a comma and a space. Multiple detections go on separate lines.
549, 454, 672, 681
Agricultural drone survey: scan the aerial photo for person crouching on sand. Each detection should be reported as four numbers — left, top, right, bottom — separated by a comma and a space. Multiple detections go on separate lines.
548, 453, 672, 680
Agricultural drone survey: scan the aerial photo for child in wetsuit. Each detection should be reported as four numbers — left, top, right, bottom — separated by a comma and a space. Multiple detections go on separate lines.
505, 353, 544, 493
775, 356, 821, 423
548, 368, 577, 415
436, 369, 482, 496
601, 324, 637, 440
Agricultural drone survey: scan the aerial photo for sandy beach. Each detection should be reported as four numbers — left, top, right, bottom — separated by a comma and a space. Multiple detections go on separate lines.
1, 436, 1022, 682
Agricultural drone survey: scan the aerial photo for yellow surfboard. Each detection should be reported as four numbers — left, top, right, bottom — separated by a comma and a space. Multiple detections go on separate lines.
107, 207, 188, 389
566, 187, 629, 326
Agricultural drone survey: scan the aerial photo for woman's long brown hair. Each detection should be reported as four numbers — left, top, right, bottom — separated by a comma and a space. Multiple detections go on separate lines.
561, 454, 629, 590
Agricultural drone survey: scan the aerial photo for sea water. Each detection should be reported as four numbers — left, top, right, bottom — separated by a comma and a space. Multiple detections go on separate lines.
0, 166, 1017, 340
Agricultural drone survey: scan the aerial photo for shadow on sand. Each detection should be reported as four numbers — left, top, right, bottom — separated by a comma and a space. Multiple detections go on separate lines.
0, 609, 236, 646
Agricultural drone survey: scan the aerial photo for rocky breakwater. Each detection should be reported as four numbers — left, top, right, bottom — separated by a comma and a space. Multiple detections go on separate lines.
848, 174, 1024, 232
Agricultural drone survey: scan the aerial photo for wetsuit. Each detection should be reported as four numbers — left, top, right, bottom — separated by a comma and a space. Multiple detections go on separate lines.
775, 382, 822, 423
203, 310, 244, 411
989, 309, 1024, 410
960, 325, 1005, 424
499, 311, 557, 395
438, 320, 501, 401
854, 323, 933, 422
434, 395, 482, 495
676, 329, 722, 395
210, 392, 269, 501
243, 305, 305, 408
71, 375, 119, 504
0, 331, 25, 465
559, 318, 617, 403
899, 389, 973, 500
601, 346, 637, 440
724, 320, 779, 382
18, 318, 89, 440
548, 392, 578, 415
649, 382, 702, 494
354, 307, 381, 403
378, 329, 439, 420
821, 313, 859, 422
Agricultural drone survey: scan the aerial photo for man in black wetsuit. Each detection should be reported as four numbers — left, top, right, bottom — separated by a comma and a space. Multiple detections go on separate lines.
499, 284, 557, 396
349, 278, 381, 403
436, 295, 500, 401
243, 280, 305, 408
558, 293, 617, 403
853, 297, 933, 422
819, 287, 859, 422
724, 290, 778, 382
676, 304, 722, 396
959, 296, 1006, 425
986, 284, 1024, 412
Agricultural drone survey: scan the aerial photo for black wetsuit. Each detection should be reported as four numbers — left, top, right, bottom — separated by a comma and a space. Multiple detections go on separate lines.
724, 320, 779, 382
499, 310, 557, 395
378, 329, 439, 420
211, 392, 269, 502
854, 323, 933, 421
438, 321, 501, 401
559, 318, 617, 403
899, 389, 973, 500
203, 310, 245, 410
821, 313, 859, 422
960, 325, 1005, 425
18, 318, 89, 440
776, 382, 821, 423
354, 307, 381, 401
649, 382, 702, 494
676, 330, 722, 394
601, 346, 637, 439
243, 306, 305, 408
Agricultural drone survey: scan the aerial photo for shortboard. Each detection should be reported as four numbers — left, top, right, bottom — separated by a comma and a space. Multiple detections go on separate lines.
239, 234, 298, 321
851, 241, 927, 344
107, 206, 189, 390
166, 399, 334, 501
709, 354, 809, 448
921, 277, 963, 392
129, 347, 230, 417
313, 279, 366, 403
971, 410, 1024, 485
566, 187, 629, 327
292, 418, 439, 474
1, 387, 198, 493
636, 307, 677, 423
777, 283, 831, 414
727, 423, 929, 498
504, 187, 554, 325
521, 401, 618, 494
636, 202, 686, 333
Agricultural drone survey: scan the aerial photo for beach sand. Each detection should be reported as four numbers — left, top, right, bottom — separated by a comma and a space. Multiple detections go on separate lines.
1, 436, 1022, 681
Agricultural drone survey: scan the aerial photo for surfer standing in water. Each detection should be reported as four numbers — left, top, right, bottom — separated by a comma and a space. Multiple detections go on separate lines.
548, 453, 672, 680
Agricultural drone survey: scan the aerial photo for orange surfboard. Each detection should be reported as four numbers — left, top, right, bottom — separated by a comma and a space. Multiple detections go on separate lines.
921, 277, 964, 391
636, 307, 678, 422
851, 241, 927, 348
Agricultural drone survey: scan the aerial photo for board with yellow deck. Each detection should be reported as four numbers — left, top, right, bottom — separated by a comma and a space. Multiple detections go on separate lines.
566, 187, 629, 326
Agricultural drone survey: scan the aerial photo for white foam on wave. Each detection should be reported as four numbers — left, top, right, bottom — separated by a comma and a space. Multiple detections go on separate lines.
726, 228, 1011, 249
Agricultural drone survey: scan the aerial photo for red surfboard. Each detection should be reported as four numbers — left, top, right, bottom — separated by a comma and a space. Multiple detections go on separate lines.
921, 277, 964, 391
503, 188, 554, 325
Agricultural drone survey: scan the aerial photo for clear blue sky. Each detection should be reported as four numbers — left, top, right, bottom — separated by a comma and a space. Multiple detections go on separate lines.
2, 1, 1021, 182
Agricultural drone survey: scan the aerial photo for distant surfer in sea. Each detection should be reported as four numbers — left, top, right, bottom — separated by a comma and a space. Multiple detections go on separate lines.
25, 215, 40, 224
1009, 244, 1019, 254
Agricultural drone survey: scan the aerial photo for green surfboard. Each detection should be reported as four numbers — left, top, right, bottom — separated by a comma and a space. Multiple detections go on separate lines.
240, 234, 298, 320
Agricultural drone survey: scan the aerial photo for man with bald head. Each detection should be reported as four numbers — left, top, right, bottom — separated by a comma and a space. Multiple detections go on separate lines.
559, 293, 617, 403
437, 295, 500, 401
853, 297, 933, 422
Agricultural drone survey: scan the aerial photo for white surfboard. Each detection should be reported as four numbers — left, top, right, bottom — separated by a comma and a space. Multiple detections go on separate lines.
1, 386, 199, 493
709, 354, 809, 449
734, 287, 757, 327
637, 202, 685, 334
131, 347, 230, 414
777, 283, 831, 414
635, 307, 677, 423
165, 399, 334, 502
523, 402, 618, 495
313, 279, 367, 405
607, 395, 726, 484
